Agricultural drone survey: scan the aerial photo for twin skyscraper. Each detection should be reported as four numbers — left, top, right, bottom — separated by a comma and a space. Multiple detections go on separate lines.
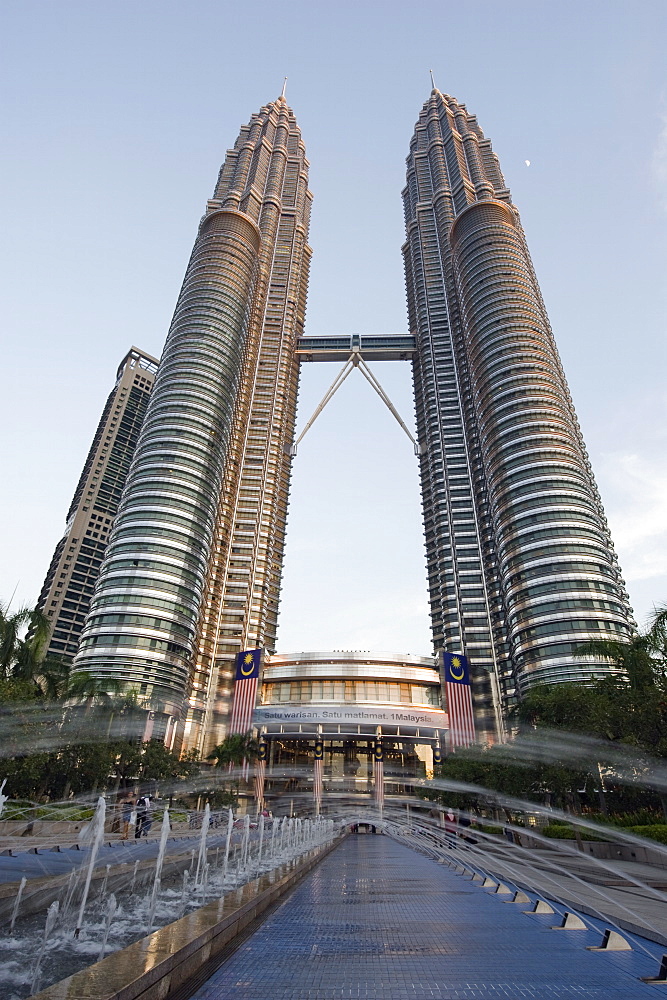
51, 89, 633, 755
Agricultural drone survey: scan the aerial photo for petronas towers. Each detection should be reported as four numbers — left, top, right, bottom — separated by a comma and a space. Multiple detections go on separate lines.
69, 89, 634, 751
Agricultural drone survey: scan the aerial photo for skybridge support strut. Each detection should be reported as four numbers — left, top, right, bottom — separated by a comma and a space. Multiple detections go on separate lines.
290, 348, 421, 457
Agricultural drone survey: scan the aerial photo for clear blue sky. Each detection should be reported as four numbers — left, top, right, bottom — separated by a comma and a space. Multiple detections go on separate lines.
1, 0, 666, 655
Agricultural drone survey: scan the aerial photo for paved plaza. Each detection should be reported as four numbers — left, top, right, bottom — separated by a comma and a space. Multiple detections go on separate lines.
189, 835, 667, 1000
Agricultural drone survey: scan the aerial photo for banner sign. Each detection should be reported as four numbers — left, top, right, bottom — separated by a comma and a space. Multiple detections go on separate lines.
254, 703, 447, 729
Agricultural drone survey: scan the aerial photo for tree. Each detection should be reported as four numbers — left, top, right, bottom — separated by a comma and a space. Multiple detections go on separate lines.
207, 733, 260, 767
574, 602, 667, 692
0, 602, 69, 699
575, 636, 659, 692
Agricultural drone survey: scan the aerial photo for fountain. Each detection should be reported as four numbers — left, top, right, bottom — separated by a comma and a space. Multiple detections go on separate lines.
30, 900, 59, 994
97, 894, 117, 962
178, 870, 190, 918
0, 779, 8, 820
130, 859, 139, 893
74, 796, 106, 938
9, 877, 26, 933
194, 803, 210, 887
147, 808, 170, 931
256, 814, 265, 871
60, 868, 78, 921
240, 814, 250, 869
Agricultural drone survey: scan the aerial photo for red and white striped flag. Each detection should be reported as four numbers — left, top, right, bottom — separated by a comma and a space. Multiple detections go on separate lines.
443, 652, 475, 748
313, 739, 324, 814
374, 739, 384, 809
229, 649, 262, 734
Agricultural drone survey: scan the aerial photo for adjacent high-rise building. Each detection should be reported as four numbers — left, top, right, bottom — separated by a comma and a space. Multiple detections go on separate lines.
404, 90, 634, 736
73, 95, 311, 750
37, 348, 158, 663
69, 89, 634, 753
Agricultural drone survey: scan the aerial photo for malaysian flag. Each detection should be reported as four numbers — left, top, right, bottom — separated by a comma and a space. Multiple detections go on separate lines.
313, 739, 324, 814
229, 649, 262, 735
373, 739, 384, 809
254, 738, 267, 811
443, 652, 475, 748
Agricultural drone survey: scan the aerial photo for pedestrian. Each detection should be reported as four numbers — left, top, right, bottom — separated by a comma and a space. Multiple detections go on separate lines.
121, 797, 134, 840
135, 795, 148, 839
142, 796, 153, 837
445, 809, 457, 848
458, 812, 477, 848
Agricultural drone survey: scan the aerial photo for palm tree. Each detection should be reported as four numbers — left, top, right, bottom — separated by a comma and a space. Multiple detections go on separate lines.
206, 733, 260, 805
66, 672, 124, 703
644, 604, 667, 669
574, 635, 658, 691
575, 603, 667, 691
0, 603, 34, 678
0, 602, 70, 698
207, 732, 260, 767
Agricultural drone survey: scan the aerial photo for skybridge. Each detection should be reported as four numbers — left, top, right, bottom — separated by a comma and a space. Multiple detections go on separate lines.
296, 333, 416, 363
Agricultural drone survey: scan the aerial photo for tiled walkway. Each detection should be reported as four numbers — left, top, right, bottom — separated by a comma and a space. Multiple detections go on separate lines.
190, 835, 667, 999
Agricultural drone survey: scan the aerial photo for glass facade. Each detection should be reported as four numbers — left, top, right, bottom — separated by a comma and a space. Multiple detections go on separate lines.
261, 680, 440, 707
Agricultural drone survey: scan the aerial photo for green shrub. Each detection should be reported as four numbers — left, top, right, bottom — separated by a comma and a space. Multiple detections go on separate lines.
587, 810, 663, 828
624, 825, 667, 845
542, 824, 607, 841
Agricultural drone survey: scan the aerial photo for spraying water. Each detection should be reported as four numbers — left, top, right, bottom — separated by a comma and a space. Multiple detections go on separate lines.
241, 814, 250, 868
147, 808, 170, 931
9, 876, 26, 932
194, 803, 210, 887
30, 900, 59, 994
256, 814, 265, 870
74, 796, 106, 938
97, 893, 117, 961
200, 863, 210, 905
60, 868, 78, 921
130, 859, 139, 894
100, 863, 111, 898
222, 808, 234, 881
179, 869, 190, 918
